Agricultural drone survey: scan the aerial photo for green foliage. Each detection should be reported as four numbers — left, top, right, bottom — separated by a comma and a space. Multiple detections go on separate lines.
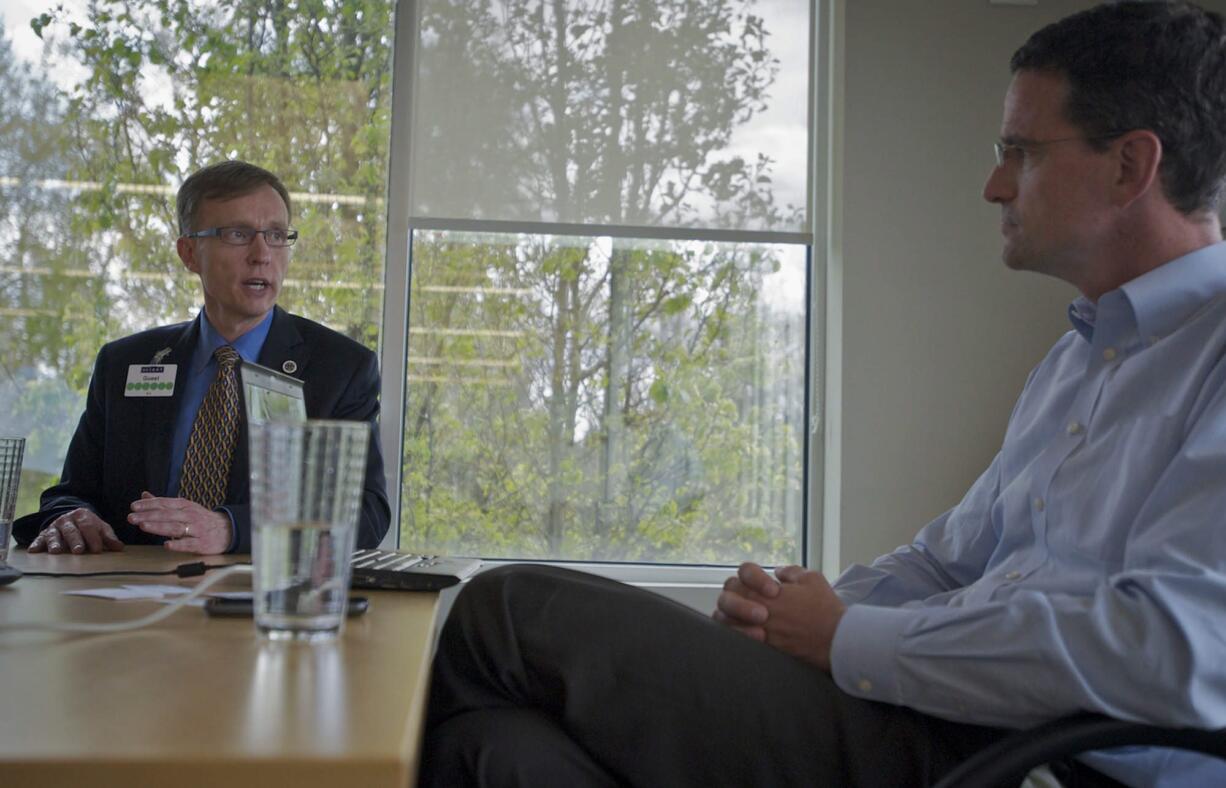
3, 1, 808, 563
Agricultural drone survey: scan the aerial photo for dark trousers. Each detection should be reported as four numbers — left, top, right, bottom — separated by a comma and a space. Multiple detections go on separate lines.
421, 564, 1035, 787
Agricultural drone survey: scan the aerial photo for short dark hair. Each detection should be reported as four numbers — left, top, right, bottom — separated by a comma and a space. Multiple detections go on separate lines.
1011, 0, 1226, 216
176, 160, 292, 235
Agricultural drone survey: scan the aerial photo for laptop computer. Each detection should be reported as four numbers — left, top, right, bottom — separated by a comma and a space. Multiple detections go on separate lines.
238, 359, 481, 591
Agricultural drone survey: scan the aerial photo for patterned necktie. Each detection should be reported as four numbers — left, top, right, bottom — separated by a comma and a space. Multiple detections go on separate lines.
178, 345, 241, 510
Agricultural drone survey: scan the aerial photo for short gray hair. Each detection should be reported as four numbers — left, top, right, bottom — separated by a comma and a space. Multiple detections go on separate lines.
176, 160, 292, 235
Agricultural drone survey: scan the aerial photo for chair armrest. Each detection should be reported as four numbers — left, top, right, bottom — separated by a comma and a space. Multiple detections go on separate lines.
933, 713, 1226, 788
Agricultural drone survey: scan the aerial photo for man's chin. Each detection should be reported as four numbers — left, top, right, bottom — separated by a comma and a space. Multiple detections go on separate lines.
1000, 241, 1032, 272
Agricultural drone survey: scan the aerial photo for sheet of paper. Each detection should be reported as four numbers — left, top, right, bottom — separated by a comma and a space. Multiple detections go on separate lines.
63, 587, 161, 600
63, 585, 242, 601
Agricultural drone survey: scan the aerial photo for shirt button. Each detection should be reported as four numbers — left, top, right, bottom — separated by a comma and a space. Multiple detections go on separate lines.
1103, 347, 1117, 361
1066, 421, 1083, 435
1005, 570, 1022, 581
1033, 497, 1045, 511
857, 678, 873, 693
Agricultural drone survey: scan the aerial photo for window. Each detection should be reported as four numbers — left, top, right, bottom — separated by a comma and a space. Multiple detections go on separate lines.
402, 230, 807, 563
391, 0, 821, 564
2, 0, 825, 568
0, 1, 393, 517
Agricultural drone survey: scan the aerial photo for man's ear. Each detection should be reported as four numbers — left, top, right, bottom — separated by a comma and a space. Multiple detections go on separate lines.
177, 236, 199, 273
1113, 130, 1163, 208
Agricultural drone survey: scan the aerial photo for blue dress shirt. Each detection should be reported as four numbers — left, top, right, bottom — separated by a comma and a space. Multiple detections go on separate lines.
166, 309, 274, 497
830, 242, 1226, 787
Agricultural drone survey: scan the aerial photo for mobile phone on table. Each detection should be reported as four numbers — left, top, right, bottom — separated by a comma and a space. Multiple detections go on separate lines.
204, 595, 369, 618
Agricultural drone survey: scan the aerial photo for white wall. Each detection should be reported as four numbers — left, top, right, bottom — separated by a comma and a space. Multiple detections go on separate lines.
833, 0, 1090, 569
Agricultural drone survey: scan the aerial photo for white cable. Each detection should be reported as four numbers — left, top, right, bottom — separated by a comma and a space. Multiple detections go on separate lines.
0, 565, 253, 634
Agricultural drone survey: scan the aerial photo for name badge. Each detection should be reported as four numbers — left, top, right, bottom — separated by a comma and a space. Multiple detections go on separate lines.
125, 364, 178, 397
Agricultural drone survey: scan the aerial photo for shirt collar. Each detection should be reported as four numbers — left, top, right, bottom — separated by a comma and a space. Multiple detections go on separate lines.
1120, 241, 1226, 344
1066, 241, 1226, 344
191, 309, 276, 375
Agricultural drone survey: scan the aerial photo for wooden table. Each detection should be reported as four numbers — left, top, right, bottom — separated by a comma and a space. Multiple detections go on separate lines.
0, 547, 439, 788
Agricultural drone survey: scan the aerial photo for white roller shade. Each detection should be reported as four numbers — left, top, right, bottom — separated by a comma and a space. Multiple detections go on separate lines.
407, 0, 812, 235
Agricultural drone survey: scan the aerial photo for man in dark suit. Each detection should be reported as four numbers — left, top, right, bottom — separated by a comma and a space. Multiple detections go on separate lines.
13, 160, 390, 555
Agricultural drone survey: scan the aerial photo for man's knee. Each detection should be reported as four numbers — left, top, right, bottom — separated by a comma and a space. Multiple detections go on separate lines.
421, 707, 618, 788
453, 563, 589, 618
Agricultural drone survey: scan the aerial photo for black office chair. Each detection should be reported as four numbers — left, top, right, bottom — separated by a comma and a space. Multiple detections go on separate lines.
933, 714, 1226, 788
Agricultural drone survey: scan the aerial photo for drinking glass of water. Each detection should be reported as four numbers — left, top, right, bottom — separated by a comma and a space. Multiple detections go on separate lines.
0, 437, 25, 565
248, 420, 369, 641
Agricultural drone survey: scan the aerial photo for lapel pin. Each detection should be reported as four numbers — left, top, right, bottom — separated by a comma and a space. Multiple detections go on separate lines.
151, 347, 172, 364
282, 360, 298, 375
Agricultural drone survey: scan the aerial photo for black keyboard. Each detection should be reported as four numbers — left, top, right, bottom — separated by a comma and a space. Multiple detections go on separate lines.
350, 549, 482, 591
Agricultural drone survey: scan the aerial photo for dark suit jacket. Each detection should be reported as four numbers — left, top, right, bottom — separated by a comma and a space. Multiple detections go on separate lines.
13, 307, 391, 552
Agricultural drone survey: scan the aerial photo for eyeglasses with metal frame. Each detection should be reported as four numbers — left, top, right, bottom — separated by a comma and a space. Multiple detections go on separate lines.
992, 133, 1126, 168
182, 226, 299, 247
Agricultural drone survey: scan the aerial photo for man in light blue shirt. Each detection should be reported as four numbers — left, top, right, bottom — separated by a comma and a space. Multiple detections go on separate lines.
421, 3, 1226, 787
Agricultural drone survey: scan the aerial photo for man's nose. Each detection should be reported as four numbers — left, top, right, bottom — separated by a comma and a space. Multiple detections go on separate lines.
983, 163, 1015, 204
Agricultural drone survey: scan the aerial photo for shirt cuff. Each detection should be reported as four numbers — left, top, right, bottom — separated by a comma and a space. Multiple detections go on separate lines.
216, 506, 238, 553
830, 603, 915, 705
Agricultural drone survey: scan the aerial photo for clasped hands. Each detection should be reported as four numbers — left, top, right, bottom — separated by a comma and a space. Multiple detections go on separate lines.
27, 492, 230, 555
713, 562, 846, 673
